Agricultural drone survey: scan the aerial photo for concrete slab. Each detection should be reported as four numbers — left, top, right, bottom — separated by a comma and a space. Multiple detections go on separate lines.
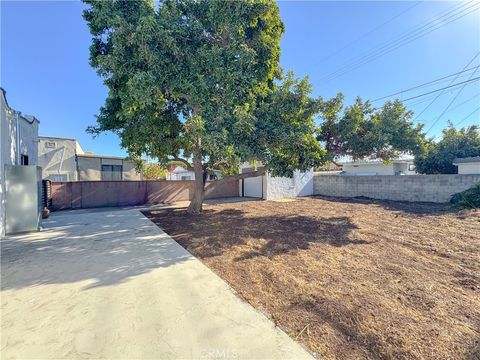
1, 208, 312, 359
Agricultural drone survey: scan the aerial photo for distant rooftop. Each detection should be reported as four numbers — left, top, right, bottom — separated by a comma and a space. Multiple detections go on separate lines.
453, 156, 480, 164
39, 135, 77, 141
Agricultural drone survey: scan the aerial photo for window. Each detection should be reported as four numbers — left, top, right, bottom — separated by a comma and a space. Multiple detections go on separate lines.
181, 175, 192, 180
21, 154, 29, 165
101, 165, 122, 180
44, 141, 56, 148
48, 174, 68, 182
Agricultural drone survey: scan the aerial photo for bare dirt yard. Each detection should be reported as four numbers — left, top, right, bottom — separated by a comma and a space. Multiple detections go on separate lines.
144, 196, 480, 360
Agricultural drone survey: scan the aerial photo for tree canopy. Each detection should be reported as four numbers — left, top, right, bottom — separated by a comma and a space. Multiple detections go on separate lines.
317, 94, 426, 163
415, 123, 480, 174
83, 0, 326, 212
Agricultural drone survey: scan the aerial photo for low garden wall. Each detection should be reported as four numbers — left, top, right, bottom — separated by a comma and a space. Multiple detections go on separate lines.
313, 173, 480, 203
50, 180, 239, 211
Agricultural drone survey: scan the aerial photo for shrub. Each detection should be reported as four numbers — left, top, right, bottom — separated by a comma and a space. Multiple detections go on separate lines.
450, 183, 480, 209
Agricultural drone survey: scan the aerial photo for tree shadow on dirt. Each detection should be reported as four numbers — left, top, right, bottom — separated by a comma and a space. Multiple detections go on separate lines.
311, 195, 454, 216
145, 207, 370, 261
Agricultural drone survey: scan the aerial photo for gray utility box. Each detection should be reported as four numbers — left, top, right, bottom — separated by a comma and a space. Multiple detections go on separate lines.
5, 165, 42, 234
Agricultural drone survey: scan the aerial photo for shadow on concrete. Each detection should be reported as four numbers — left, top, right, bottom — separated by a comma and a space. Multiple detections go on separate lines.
1, 210, 192, 291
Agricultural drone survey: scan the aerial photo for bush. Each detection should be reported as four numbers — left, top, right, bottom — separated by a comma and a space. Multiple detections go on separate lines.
450, 183, 480, 209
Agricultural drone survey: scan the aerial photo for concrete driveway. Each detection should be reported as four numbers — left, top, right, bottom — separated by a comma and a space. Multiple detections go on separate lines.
1, 208, 312, 359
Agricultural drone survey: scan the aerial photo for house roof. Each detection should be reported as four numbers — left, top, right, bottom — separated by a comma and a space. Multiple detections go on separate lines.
340, 159, 413, 166
39, 135, 77, 142
77, 154, 131, 161
453, 156, 480, 165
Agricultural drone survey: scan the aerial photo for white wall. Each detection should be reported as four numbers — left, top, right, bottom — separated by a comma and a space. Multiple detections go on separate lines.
265, 170, 313, 200
1, 89, 39, 236
342, 163, 395, 175
457, 163, 480, 174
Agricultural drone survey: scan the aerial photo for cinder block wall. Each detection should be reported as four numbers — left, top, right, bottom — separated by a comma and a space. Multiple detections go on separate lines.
313, 174, 480, 203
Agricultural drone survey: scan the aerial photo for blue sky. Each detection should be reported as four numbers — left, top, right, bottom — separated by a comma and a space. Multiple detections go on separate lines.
1, 1, 479, 157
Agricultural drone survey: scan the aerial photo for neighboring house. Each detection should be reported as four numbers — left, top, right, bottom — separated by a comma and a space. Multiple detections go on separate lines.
38, 136, 142, 181
76, 154, 141, 181
167, 165, 196, 180
166, 165, 219, 181
239, 162, 314, 200
38, 136, 84, 181
453, 157, 480, 174
0, 88, 40, 236
340, 159, 416, 176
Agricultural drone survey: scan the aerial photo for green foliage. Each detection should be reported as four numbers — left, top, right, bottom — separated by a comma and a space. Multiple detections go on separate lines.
142, 163, 167, 180
415, 123, 480, 174
83, 0, 325, 182
450, 182, 480, 209
317, 94, 426, 161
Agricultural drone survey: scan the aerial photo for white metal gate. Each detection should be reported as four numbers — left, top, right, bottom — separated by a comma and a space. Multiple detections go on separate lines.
243, 175, 263, 198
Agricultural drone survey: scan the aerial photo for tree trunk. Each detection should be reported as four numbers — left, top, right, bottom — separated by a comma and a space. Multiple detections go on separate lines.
187, 147, 205, 214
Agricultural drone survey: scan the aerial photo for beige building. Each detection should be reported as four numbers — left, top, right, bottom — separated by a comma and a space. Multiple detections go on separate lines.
38, 136, 142, 181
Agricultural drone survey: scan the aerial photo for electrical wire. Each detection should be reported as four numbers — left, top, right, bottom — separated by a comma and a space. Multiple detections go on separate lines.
455, 106, 480, 127
319, 1, 479, 82
425, 66, 480, 133
414, 52, 480, 120
400, 77, 480, 102
313, 1, 422, 65
372, 66, 480, 102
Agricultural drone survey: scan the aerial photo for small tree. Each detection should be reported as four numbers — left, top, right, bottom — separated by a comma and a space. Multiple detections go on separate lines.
142, 163, 167, 180
83, 0, 326, 213
317, 94, 426, 163
415, 123, 480, 174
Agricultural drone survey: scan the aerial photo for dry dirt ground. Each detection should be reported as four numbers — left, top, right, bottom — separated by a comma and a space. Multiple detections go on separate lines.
144, 196, 480, 360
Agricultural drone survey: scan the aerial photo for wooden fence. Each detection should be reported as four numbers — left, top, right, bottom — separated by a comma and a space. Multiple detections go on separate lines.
49, 180, 239, 211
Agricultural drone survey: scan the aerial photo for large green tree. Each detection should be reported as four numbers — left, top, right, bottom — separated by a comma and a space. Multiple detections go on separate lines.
83, 0, 326, 213
415, 123, 480, 174
317, 94, 426, 163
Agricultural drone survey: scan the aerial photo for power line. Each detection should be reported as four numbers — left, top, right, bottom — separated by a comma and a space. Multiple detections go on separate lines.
406, 88, 472, 107
372, 66, 480, 102
425, 66, 480, 133
443, 93, 480, 114
319, 2, 479, 82
455, 106, 480, 127
314, 1, 422, 65
414, 52, 480, 120
401, 77, 480, 102
321, 1, 478, 82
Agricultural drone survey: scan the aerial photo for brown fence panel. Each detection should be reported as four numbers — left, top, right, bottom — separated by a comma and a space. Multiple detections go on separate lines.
50, 179, 239, 211
146, 181, 194, 204
205, 180, 239, 199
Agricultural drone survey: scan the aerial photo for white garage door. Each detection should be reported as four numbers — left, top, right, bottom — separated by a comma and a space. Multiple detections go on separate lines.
243, 176, 263, 198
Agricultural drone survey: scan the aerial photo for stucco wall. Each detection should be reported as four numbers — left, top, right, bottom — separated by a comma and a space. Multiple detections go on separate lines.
265, 170, 313, 200
457, 163, 480, 175
1, 90, 39, 236
38, 137, 79, 180
313, 173, 480, 203
77, 156, 102, 180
